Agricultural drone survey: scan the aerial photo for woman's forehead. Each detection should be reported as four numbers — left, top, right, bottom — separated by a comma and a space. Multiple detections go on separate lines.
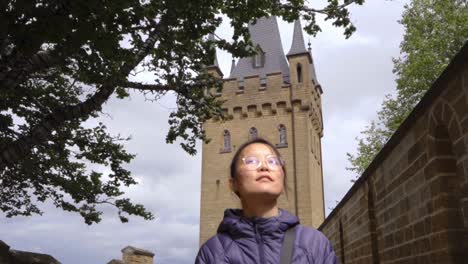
241, 143, 275, 156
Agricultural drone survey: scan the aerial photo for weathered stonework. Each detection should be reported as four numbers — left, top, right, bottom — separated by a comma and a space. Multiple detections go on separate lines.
121, 246, 154, 264
319, 42, 468, 264
107, 246, 155, 264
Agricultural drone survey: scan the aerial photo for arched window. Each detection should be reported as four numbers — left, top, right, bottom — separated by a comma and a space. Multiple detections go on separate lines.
220, 130, 231, 153
279, 124, 287, 144
249, 127, 258, 140
252, 46, 265, 68
276, 124, 288, 148
297, 63, 303, 83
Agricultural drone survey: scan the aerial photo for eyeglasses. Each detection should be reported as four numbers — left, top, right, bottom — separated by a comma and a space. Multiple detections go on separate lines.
241, 155, 284, 171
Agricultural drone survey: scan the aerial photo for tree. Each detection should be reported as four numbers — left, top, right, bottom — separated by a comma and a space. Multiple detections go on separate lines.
1, 0, 365, 224
347, 0, 468, 177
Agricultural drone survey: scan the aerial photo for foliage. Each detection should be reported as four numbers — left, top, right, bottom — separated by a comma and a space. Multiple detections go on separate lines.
347, 0, 468, 176
1, 0, 365, 223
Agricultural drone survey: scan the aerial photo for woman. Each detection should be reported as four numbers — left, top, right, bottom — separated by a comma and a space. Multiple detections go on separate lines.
195, 138, 337, 264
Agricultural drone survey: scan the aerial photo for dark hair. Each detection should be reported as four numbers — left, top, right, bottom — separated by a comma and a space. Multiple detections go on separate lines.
230, 138, 288, 196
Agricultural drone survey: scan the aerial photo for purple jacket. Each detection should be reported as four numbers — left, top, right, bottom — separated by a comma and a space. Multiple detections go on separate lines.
196, 209, 337, 264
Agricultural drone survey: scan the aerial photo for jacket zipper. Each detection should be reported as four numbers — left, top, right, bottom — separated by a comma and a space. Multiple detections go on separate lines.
254, 223, 266, 264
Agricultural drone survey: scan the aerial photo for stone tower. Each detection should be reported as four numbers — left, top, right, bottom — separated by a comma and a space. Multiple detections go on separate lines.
199, 17, 325, 245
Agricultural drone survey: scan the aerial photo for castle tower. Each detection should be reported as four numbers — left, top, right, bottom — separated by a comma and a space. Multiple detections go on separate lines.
200, 17, 325, 245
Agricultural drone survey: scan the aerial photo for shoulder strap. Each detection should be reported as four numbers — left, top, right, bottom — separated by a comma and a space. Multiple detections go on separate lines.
280, 225, 297, 264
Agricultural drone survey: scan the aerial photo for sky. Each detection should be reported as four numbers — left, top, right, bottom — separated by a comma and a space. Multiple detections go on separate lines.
1, 0, 409, 263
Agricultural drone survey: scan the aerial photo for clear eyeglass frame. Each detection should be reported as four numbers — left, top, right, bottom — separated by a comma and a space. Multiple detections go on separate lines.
240, 155, 284, 171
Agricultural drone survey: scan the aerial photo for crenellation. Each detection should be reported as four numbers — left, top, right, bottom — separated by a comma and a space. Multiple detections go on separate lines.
233, 106, 243, 119
211, 99, 319, 121
246, 104, 258, 118
292, 99, 302, 112
219, 74, 295, 99
261, 103, 273, 116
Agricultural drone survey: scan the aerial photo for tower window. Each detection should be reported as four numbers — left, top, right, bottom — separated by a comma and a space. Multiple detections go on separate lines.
252, 46, 265, 68
249, 127, 258, 140
297, 63, 303, 83
220, 130, 231, 153
276, 124, 288, 148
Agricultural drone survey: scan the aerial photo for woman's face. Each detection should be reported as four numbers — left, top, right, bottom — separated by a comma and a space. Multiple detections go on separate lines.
231, 143, 284, 200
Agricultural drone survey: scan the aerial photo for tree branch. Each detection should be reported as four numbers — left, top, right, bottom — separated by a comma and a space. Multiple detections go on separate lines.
0, 50, 60, 91
281, 0, 358, 15
0, 25, 165, 169
123, 81, 176, 92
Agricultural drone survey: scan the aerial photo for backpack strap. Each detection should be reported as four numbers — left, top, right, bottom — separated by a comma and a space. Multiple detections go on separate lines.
280, 225, 297, 264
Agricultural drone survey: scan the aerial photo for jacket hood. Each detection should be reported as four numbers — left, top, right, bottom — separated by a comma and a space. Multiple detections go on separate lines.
217, 208, 299, 239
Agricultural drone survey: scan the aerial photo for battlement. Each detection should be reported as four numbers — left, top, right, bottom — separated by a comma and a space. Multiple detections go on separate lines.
219, 72, 287, 96
208, 72, 321, 130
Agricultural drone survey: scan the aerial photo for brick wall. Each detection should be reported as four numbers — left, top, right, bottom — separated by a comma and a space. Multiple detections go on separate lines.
319, 42, 468, 264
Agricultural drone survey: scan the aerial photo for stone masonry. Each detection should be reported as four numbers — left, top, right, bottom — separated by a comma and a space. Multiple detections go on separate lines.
319, 42, 468, 263
107, 246, 155, 264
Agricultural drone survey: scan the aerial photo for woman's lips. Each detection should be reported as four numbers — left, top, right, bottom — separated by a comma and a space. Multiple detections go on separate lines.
256, 175, 273, 181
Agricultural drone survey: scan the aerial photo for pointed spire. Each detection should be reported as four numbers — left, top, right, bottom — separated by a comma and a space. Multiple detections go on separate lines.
287, 19, 308, 56
230, 57, 236, 74
207, 33, 219, 68
229, 16, 289, 82
206, 33, 223, 77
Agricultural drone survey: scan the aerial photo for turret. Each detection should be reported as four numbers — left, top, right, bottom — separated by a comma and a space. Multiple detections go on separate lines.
206, 34, 223, 78
286, 19, 323, 135
286, 19, 314, 86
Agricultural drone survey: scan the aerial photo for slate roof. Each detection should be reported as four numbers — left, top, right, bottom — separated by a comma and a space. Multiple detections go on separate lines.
229, 17, 290, 82
287, 20, 308, 56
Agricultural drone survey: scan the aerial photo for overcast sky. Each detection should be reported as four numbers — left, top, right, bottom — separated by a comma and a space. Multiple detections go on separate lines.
1, 0, 409, 263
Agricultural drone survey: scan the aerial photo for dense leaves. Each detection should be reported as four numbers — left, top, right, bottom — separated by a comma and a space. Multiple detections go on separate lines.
347, 0, 468, 177
1, 0, 364, 223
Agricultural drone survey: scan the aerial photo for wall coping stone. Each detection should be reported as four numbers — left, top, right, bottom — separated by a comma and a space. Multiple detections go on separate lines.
121, 246, 155, 257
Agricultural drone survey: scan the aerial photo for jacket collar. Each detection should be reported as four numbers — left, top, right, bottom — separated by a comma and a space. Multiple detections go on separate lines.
217, 208, 299, 239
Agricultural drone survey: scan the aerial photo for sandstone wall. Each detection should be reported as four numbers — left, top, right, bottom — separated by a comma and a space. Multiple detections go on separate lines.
319, 42, 468, 264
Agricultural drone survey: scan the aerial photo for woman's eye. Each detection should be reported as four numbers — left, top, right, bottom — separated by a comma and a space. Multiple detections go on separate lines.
244, 157, 258, 165
267, 157, 280, 165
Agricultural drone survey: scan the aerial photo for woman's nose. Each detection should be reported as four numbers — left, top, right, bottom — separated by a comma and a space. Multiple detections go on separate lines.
258, 161, 270, 171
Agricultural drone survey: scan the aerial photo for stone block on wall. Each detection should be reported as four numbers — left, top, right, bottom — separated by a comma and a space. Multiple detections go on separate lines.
122, 246, 155, 264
